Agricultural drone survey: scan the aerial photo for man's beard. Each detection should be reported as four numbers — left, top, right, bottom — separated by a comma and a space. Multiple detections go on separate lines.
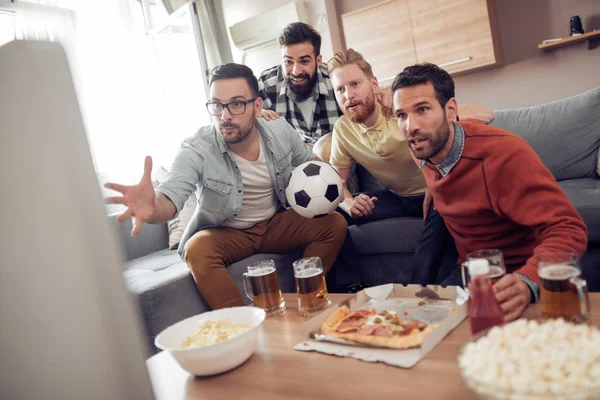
344, 93, 376, 124
286, 68, 318, 101
219, 118, 255, 145
409, 116, 450, 160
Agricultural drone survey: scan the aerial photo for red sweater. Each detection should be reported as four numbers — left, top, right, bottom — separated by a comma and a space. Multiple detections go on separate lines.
420, 120, 588, 284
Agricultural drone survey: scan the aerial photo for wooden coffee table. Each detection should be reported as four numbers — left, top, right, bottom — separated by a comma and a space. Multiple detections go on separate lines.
147, 293, 600, 400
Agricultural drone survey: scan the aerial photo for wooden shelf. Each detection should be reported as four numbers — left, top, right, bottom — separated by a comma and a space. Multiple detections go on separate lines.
538, 30, 600, 50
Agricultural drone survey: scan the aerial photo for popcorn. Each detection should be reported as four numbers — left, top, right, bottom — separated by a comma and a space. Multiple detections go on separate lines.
459, 319, 600, 397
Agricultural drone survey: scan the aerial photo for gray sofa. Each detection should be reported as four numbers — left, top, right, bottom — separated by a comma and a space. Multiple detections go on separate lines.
115, 88, 600, 353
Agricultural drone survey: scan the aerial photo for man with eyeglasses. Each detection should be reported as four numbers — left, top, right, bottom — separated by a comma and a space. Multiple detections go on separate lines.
104, 63, 348, 310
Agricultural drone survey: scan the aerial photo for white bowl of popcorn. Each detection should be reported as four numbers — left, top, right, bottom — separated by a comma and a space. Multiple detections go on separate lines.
457, 319, 600, 400
155, 306, 266, 376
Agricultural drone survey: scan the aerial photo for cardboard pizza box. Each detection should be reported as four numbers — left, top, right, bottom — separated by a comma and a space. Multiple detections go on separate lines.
293, 283, 469, 368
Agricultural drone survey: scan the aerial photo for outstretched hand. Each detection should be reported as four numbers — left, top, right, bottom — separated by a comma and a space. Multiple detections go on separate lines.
104, 156, 156, 236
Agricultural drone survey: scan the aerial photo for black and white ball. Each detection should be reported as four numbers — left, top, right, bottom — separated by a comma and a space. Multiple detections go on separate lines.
285, 161, 343, 219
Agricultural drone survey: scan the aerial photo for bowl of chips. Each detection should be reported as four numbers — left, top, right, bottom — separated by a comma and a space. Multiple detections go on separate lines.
457, 319, 600, 399
155, 306, 266, 376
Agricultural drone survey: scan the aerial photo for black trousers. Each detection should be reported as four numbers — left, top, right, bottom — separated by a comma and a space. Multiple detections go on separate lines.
335, 189, 458, 286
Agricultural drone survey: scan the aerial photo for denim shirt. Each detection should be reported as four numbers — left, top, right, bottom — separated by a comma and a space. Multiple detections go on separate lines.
156, 117, 314, 256
418, 122, 464, 177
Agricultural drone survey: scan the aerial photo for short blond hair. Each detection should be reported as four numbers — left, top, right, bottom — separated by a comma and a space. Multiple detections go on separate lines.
327, 48, 374, 79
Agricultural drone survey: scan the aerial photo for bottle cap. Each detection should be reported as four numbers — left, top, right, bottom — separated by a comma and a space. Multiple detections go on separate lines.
468, 258, 490, 276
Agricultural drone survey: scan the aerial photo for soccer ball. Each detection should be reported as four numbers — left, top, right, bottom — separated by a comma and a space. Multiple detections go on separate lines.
285, 161, 343, 219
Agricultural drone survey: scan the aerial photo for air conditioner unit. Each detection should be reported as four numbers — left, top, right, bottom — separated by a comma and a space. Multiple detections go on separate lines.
229, 2, 308, 51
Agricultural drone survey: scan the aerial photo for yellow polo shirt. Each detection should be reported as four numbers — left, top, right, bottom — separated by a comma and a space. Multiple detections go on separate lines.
330, 109, 427, 196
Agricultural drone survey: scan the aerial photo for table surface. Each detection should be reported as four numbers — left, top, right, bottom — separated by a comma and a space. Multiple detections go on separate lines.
147, 293, 600, 400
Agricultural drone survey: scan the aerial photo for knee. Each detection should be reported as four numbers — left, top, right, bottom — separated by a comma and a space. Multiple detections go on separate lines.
313, 132, 332, 164
327, 211, 348, 238
183, 230, 217, 271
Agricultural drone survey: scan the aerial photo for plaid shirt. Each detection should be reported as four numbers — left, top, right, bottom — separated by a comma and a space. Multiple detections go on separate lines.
258, 63, 343, 144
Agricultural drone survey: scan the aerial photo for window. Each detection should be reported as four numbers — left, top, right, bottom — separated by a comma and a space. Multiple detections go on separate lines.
137, 0, 170, 31
2, 1, 211, 215
148, 2, 211, 166
3, 1, 168, 188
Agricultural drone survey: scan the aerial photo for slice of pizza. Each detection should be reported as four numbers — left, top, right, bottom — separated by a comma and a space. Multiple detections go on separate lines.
320, 306, 435, 349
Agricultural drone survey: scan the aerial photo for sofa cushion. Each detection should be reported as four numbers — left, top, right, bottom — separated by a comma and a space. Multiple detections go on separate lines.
124, 248, 184, 275
491, 88, 600, 181
349, 217, 424, 254
558, 178, 600, 243
109, 216, 169, 264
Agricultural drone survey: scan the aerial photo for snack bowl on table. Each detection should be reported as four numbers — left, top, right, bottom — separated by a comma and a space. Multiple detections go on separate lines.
457, 319, 600, 400
155, 306, 266, 376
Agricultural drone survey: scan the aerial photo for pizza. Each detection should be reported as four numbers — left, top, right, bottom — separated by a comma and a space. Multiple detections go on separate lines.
320, 306, 435, 349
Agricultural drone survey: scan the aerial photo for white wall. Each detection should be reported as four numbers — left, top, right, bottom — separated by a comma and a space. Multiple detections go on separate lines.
223, 0, 334, 75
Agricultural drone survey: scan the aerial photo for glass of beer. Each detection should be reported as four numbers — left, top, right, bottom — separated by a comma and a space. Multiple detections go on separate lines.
461, 249, 506, 292
242, 260, 286, 315
538, 252, 589, 323
293, 257, 331, 317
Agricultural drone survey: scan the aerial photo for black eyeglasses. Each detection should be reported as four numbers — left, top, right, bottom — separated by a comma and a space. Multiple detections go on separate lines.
206, 98, 257, 116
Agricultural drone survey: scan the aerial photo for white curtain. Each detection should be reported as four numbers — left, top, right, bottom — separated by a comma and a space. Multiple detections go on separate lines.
3, 0, 168, 187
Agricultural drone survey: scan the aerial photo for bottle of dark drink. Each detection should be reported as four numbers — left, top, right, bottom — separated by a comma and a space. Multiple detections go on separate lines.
468, 259, 504, 336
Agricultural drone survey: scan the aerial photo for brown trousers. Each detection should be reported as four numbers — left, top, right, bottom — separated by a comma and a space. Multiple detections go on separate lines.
183, 210, 348, 310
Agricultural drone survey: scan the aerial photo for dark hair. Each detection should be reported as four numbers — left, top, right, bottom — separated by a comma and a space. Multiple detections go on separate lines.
209, 63, 259, 97
391, 63, 455, 108
278, 22, 321, 56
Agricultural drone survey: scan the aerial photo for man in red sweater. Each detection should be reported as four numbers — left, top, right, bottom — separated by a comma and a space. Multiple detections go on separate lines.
391, 63, 588, 322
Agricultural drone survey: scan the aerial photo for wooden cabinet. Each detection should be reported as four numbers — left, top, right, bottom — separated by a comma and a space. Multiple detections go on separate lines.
341, 0, 502, 83
408, 0, 502, 74
341, 0, 417, 84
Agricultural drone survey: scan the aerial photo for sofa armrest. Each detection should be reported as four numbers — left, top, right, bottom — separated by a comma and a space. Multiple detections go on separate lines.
107, 214, 169, 261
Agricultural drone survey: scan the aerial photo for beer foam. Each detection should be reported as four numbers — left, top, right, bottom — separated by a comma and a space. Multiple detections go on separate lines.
295, 267, 322, 278
248, 266, 275, 277
468, 259, 490, 276
539, 264, 580, 280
